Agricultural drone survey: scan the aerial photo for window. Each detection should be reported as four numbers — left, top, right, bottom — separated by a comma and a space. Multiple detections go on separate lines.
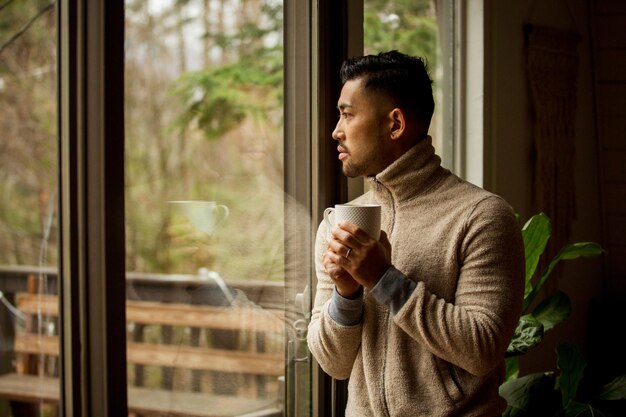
0, 1, 475, 416
362, 0, 467, 176
363, 0, 483, 183
364, 0, 443, 157
0, 1, 59, 415
123, 1, 305, 415
0, 1, 318, 415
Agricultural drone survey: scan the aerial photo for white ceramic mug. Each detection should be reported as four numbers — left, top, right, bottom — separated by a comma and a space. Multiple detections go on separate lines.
323, 204, 381, 240
168, 200, 229, 235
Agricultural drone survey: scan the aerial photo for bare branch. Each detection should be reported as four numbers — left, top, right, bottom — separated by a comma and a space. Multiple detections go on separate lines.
0, 1, 55, 56
0, 0, 15, 13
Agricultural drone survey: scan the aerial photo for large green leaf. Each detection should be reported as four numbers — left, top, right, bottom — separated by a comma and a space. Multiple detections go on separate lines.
505, 357, 520, 382
532, 291, 571, 332
500, 372, 559, 417
506, 315, 544, 357
563, 401, 606, 417
596, 374, 626, 401
521, 213, 551, 299
523, 242, 603, 312
535, 243, 605, 297
556, 342, 587, 409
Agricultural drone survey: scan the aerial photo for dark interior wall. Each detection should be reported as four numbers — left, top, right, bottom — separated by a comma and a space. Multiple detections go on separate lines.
486, 0, 608, 375
587, 0, 626, 387
592, 0, 626, 300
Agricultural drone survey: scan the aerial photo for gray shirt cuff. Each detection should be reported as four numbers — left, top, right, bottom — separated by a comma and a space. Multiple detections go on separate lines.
369, 266, 416, 315
329, 286, 364, 326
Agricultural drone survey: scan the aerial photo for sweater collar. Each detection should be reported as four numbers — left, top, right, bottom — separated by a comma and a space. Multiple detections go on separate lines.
367, 135, 444, 203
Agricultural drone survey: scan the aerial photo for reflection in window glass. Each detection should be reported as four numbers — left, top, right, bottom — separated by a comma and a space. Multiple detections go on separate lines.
124, 0, 290, 415
364, 0, 443, 156
0, 1, 59, 416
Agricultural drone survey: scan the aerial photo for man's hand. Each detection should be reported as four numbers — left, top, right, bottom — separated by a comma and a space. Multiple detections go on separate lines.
325, 222, 392, 291
322, 254, 362, 298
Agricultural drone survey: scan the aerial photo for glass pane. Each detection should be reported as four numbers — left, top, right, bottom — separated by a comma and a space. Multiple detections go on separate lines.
363, 0, 443, 157
124, 1, 302, 415
0, 1, 60, 416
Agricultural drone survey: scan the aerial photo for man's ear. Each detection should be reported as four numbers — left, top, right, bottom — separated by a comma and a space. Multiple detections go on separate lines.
389, 108, 406, 141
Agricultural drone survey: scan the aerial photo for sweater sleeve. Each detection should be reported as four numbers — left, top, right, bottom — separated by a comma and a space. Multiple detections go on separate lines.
329, 286, 364, 326
369, 266, 416, 314
307, 220, 363, 380
392, 196, 525, 377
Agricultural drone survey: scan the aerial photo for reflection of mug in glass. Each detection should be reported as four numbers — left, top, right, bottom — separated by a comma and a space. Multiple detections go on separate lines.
323, 204, 381, 240
168, 200, 229, 235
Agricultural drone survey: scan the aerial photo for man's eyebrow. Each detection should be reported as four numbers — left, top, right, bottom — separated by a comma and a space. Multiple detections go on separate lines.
337, 103, 353, 111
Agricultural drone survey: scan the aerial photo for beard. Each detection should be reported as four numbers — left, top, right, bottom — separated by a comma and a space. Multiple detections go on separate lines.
340, 132, 389, 178
341, 159, 365, 178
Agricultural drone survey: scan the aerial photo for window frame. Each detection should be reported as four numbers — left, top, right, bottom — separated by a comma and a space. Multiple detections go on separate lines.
58, 0, 127, 415
442, 0, 488, 187
56, 0, 485, 415
309, 1, 364, 416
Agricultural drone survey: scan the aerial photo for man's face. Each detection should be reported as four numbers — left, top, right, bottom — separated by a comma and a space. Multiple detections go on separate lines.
332, 78, 393, 178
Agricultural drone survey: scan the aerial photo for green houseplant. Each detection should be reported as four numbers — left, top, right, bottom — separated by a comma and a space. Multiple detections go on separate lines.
499, 213, 626, 416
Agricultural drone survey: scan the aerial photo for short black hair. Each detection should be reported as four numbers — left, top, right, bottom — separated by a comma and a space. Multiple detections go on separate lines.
340, 50, 434, 132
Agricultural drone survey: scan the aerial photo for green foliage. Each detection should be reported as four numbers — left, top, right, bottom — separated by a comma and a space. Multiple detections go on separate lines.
506, 314, 544, 358
123, 0, 286, 278
170, 2, 282, 141
521, 212, 551, 299
556, 342, 587, 409
500, 372, 561, 417
364, 0, 439, 70
0, 0, 58, 266
500, 213, 626, 416
505, 213, 604, 370
171, 47, 282, 141
501, 342, 626, 417
596, 375, 626, 401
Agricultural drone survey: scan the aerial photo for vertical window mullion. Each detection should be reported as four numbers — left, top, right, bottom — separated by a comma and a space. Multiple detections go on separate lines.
311, 1, 363, 416
284, 1, 313, 416
58, 0, 80, 414
59, 0, 127, 416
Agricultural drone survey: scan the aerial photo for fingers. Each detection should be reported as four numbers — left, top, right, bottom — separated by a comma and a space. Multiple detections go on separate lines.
326, 237, 352, 259
323, 254, 344, 278
379, 230, 392, 252
322, 250, 361, 297
326, 222, 374, 268
327, 223, 370, 257
335, 221, 372, 244
323, 243, 356, 284
325, 224, 392, 290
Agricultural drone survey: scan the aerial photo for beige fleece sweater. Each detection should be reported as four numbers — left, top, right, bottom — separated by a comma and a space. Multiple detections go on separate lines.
307, 137, 524, 416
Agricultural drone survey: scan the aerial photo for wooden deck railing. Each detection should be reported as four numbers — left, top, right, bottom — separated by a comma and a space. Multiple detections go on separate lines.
0, 266, 286, 417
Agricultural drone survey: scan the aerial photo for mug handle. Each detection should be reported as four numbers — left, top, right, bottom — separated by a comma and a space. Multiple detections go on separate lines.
213, 204, 230, 225
323, 207, 334, 230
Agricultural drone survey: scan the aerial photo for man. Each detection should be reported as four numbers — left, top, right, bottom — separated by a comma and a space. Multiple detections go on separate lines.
307, 51, 524, 416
